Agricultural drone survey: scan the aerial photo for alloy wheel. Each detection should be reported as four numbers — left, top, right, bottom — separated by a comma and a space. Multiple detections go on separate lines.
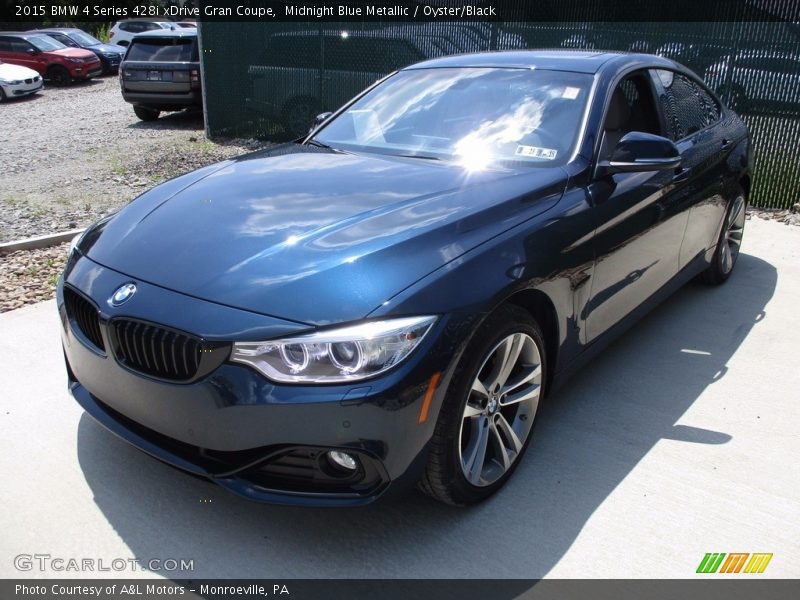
720, 195, 745, 274
458, 332, 542, 487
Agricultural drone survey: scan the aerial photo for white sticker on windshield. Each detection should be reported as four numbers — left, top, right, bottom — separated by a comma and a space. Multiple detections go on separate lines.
516, 145, 558, 160
562, 86, 580, 100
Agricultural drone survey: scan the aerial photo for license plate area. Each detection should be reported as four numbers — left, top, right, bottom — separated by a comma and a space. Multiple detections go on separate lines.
146, 70, 174, 81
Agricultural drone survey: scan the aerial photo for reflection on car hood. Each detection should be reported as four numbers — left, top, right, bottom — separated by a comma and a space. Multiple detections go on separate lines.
89, 43, 126, 54
52, 48, 98, 59
0, 62, 39, 79
84, 144, 567, 324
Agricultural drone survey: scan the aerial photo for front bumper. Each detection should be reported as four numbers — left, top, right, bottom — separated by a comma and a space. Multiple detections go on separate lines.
1, 78, 42, 97
69, 64, 102, 80
99, 56, 121, 73
121, 89, 202, 109
59, 253, 460, 506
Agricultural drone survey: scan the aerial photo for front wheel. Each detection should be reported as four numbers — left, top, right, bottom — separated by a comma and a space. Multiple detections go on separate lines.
700, 190, 746, 285
133, 106, 160, 121
418, 304, 546, 505
47, 65, 71, 87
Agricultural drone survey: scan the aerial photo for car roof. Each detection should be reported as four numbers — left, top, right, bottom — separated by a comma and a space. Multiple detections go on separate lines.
0, 32, 52, 39
132, 29, 196, 40
404, 50, 677, 74
33, 28, 81, 33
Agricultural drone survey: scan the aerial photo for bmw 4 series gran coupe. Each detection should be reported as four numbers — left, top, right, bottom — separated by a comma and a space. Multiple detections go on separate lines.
59, 51, 751, 506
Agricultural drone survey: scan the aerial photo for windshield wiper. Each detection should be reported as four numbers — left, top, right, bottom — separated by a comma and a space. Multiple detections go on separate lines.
305, 139, 333, 150
395, 153, 442, 161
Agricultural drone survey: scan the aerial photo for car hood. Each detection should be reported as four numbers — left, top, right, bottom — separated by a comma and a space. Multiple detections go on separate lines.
0, 62, 38, 79
52, 48, 97, 59
83, 144, 567, 325
89, 43, 126, 54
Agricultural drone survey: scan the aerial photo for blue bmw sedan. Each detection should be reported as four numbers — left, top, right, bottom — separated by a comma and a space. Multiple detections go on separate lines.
59, 51, 751, 506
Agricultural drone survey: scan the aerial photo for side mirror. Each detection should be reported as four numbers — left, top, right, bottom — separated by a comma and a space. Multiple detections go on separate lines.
27, 48, 39, 55
597, 131, 681, 177
308, 112, 333, 134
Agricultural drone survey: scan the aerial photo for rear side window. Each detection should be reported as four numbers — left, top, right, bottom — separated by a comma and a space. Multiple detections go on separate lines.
10, 38, 34, 53
120, 22, 162, 33
126, 38, 197, 62
655, 70, 720, 140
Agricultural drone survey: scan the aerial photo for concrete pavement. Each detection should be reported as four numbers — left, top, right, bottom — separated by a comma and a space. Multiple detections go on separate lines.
1, 216, 798, 579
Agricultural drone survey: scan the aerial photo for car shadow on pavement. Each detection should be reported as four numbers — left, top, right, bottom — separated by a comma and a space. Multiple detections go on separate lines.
127, 109, 204, 131
76, 252, 776, 579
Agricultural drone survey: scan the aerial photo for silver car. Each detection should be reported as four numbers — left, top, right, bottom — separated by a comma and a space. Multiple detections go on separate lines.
704, 50, 800, 112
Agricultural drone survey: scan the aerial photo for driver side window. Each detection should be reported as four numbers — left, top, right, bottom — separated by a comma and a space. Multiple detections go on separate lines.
599, 71, 662, 160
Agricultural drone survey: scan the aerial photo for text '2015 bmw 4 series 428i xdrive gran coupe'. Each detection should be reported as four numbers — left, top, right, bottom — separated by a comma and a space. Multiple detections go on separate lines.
59, 51, 751, 506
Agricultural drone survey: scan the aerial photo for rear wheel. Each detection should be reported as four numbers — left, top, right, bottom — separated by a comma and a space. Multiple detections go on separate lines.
700, 189, 746, 285
47, 65, 71, 87
133, 106, 160, 121
418, 304, 546, 505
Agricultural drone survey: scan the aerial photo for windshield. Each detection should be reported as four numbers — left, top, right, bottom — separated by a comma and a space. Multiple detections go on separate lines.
29, 35, 66, 52
126, 38, 196, 62
313, 67, 593, 168
68, 31, 102, 47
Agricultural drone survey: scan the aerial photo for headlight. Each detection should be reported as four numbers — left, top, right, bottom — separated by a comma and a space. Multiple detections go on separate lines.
0, 78, 22, 85
231, 316, 437, 383
66, 57, 82, 64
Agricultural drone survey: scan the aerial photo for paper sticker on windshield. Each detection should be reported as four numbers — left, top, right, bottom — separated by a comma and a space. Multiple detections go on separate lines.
516, 145, 558, 160
562, 86, 580, 100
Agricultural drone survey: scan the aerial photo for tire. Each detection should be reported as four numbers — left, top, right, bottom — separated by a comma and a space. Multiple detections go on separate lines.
0, 87, 6, 103
47, 65, 71, 87
282, 97, 320, 137
418, 304, 547, 505
699, 188, 747, 285
133, 106, 160, 121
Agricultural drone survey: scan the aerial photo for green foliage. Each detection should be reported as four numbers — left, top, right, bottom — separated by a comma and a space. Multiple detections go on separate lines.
94, 23, 111, 44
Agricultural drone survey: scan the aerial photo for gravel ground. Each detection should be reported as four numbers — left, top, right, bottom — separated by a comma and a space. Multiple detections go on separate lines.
0, 243, 70, 312
0, 76, 265, 242
1, 76, 269, 312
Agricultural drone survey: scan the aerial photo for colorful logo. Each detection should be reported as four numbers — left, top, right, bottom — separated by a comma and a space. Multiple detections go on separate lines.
697, 553, 773, 574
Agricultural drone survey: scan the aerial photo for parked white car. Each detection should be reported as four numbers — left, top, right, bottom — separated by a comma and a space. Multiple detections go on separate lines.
109, 20, 176, 48
0, 60, 42, 102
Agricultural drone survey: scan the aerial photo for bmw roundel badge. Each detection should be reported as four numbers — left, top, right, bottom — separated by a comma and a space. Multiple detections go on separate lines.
110, 282, 137, 307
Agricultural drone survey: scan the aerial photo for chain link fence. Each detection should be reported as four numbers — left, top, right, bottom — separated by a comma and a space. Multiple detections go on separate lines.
200, 19, 800, 208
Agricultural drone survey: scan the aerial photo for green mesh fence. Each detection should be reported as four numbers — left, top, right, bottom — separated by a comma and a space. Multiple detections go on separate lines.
199, 20, 800, 209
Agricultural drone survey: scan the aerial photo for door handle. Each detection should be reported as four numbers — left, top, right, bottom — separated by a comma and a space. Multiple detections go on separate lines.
673, 167, 691, 182
721, 138, 734, 150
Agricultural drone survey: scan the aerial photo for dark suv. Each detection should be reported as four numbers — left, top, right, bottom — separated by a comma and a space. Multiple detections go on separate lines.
119, 29, 201, 121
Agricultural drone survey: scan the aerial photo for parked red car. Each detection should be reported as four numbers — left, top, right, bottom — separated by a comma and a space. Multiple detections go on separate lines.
0, 32, 102, 85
